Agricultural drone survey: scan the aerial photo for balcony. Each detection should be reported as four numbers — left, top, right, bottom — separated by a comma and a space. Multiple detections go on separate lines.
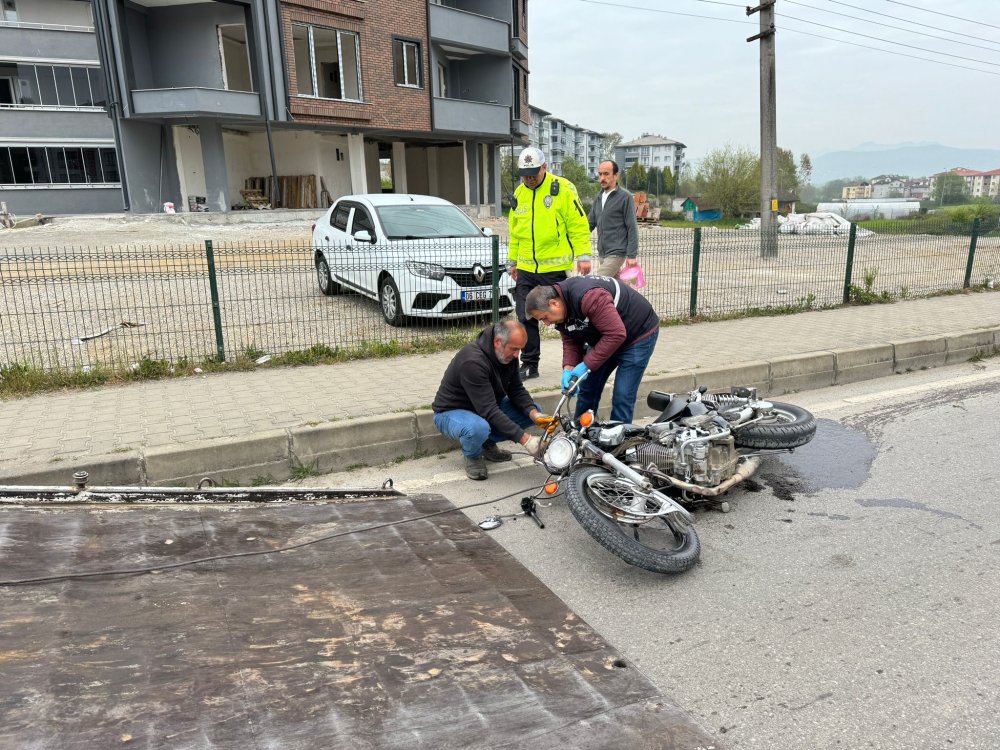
429, 4, 508, 55
433, 97, 509, 136
131, 88, 261, 118
0, 25, 99, 61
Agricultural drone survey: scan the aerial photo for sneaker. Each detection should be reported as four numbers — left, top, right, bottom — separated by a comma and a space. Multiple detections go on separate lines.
519, 363, 539, 380
465, 455, 488, 480
482, 442, 512, 462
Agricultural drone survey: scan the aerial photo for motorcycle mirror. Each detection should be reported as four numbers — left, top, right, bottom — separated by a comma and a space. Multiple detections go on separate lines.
478, 516, 503, 530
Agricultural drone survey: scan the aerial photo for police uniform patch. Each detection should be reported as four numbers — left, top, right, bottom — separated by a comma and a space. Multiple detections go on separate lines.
543, 195, 553, 208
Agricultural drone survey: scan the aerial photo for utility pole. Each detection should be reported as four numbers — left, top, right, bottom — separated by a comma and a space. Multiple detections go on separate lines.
747, 1, 778, 257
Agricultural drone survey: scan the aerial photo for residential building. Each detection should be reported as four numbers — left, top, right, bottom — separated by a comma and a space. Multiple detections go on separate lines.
525, 104, 602, 178
1, 0, 122, 215
904, 178, 930, 201
932, 167, 1000, 199
614, 134, 685, 178
32, 0, 530, 215
842, 182, 872, 200
870, 174, 905, 199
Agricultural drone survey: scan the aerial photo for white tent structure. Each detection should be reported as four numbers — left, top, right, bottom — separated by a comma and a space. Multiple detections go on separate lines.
817, 200, 920, 220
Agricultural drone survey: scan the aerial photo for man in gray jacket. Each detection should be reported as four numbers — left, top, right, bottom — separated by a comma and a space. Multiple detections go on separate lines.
578, 159, 640, 278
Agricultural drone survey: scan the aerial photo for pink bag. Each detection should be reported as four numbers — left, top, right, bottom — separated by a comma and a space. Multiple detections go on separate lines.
619, 263, 646, 289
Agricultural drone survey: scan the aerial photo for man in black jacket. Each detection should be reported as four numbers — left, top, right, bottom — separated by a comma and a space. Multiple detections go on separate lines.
432, 319, 553, 480
577, 160, 640, 278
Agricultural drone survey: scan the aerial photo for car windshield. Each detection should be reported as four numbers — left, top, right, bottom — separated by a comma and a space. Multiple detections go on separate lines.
375, 204, 482, 240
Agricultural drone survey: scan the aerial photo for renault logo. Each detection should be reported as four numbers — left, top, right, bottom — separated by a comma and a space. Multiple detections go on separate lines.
473, 264, 486, 284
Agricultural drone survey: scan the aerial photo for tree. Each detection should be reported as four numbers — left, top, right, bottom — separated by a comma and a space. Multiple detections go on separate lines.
776, 147, 800, 197
798, 153, 813, 188
931, 172, 969, 206
694, 144, 759, 218
599, 132, 622, 163
646, 166, 663, 197
556, 156, 597, 204
662, 166, 676, 196
816, 177, 864, 202
500, 150, 515, 207
625, 161, 647, 192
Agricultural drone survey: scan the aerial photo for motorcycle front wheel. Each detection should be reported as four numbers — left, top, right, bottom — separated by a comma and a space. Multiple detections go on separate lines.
567, 466, 701, 574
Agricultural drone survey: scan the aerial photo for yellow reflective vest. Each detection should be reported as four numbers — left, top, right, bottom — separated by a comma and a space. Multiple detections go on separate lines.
508, 172, 593, 273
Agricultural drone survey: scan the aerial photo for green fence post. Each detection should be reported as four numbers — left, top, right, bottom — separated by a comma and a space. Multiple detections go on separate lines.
689, 227, 701, 318
963, 218, 981, 289
205, 240, 226, 362
842, 222, 857, 304
490, 233, 500, 325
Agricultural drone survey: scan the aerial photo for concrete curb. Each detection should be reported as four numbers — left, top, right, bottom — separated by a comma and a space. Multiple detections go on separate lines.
5, 327, 998, 488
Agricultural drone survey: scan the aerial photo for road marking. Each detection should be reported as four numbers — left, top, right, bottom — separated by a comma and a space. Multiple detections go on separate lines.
807, 366, 1000, 414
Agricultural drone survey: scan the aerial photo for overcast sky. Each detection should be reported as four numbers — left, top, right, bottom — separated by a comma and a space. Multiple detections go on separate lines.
528, 0, 999, 163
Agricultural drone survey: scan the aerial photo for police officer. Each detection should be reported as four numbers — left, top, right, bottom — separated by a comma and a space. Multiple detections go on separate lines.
508, 147, 592, 380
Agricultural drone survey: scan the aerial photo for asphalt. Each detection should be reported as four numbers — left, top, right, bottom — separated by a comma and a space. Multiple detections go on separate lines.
2, 292, 999, 487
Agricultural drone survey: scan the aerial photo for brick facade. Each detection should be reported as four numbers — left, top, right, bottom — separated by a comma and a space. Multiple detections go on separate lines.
281, 0, 431, 132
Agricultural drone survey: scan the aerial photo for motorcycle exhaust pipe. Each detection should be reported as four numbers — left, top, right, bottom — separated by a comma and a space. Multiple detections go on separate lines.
661, 456, 761, 498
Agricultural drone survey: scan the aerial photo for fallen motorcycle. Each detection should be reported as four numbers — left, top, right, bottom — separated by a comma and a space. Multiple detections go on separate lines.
535, 376, 817, 574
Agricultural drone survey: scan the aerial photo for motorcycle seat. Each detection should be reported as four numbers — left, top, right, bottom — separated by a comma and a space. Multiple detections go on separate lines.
646, 390, 675, 411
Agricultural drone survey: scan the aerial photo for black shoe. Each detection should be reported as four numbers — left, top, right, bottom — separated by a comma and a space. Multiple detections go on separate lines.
482, 442, 512, 462
465, 455, 488, 480
519, 363, 539, 380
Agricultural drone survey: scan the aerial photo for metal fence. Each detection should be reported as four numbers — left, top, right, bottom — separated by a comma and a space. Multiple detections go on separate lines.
1, 217, 997, 373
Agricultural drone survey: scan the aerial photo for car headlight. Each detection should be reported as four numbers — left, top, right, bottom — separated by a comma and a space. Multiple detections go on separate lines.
542, 435, 577, 473
405, 261, 446, 281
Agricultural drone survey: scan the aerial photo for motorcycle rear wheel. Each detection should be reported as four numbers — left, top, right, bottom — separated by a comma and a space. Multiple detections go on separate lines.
567, 466, 701, 574
733, 401, 816, 449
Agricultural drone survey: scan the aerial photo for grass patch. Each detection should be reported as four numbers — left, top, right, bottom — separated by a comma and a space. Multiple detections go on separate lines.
968, 347, 1000, 363
289, 459, 321, 481
658, 217, 746, 229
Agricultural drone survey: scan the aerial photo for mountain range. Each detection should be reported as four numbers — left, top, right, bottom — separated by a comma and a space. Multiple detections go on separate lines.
809, 143, 1000, 185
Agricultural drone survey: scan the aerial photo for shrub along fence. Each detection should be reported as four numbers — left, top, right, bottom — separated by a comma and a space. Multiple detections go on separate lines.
0, 217, 997, 374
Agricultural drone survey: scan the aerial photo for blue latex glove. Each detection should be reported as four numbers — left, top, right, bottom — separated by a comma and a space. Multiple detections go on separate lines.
561, 362, 590, 393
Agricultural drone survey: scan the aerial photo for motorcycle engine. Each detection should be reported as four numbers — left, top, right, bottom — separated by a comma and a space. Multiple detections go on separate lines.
626, 419, 738, 486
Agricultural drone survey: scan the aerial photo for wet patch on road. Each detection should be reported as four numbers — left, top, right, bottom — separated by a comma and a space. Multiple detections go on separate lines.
856, 497, 983, 530
745, 419, 877, 503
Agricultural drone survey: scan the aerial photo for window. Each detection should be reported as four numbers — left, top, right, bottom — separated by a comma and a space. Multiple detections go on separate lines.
0, 146, 118, 186
0, 62, 103, 107
2, 0, 17, 22
393, 39, 421, 88
332, 203, 351, 231
352, 207, 375, 235
292, 23, 362, 101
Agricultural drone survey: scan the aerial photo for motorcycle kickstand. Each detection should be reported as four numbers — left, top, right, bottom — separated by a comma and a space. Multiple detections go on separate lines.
521, 496, 545, 529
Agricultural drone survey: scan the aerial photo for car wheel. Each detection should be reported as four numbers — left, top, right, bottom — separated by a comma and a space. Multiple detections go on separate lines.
379, 275, 405, 327
315, 253, 342, 296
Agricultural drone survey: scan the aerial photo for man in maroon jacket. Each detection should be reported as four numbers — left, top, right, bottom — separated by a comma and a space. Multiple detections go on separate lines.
525, 276, 659, 423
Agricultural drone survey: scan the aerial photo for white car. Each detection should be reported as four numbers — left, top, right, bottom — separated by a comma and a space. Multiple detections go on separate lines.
312, 194, 514, 326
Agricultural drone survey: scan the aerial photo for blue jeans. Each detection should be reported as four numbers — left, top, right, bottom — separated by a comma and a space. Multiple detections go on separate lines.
434, 398, 537, 458
575, 329, 658, 424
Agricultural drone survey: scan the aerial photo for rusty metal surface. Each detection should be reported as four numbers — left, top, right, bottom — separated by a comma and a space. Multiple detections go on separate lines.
0, 493, 718, 749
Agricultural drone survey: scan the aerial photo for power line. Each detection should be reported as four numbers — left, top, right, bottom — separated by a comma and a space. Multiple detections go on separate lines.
823, 0, 1000, 48
782, 25, 1000, 76
570, 0, 754, 25
779, 12, 1000, 68
562, 0, 1000, 77
784, 0, 1000, 53
882, 0, 1000, 32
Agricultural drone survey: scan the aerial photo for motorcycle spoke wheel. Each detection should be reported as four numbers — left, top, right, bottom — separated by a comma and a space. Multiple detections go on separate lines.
567, 466, 700, 574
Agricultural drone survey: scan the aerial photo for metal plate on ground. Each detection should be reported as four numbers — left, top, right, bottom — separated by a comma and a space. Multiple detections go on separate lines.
0, 492, 718, 749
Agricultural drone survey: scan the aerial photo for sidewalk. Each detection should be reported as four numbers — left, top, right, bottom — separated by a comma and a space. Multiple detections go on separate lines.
2, 293, 999, 486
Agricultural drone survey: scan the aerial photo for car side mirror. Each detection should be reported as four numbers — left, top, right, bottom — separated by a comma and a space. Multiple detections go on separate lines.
353, 229, 374, 243
481, 227, 494, 237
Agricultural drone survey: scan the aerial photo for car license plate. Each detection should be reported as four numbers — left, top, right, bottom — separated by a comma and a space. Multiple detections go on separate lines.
461, 289, 492, 302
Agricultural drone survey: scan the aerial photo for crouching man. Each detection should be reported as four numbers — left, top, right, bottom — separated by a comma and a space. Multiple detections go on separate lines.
432, 319, 554, 480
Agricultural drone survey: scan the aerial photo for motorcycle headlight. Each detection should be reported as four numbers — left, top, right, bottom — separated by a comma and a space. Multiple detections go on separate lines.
542, 435, 577, 472
405, 261, 446, 280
